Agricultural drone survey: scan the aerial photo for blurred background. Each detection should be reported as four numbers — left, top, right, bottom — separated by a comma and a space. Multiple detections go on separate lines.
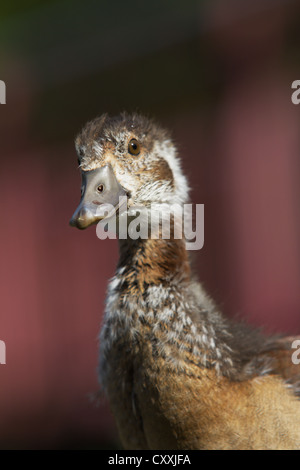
1, 0, 300, 449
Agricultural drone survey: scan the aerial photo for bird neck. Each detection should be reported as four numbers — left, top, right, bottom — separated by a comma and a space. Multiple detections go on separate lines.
102, 233, 236, 382
117, 236, 191, 292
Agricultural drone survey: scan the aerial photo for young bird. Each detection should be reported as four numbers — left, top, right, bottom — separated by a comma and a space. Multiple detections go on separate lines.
70, 113, 300, 450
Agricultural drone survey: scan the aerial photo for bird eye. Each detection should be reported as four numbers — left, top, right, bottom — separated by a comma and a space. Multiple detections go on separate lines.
128, 138, 140, 156
97, 184, 105, 193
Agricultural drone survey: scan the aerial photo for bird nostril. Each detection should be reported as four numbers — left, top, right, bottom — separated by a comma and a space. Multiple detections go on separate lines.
79, 207, 89, 217
97, 184, 105, 193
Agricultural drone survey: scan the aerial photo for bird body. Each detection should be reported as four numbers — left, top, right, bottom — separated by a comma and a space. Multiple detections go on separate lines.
70, 113, 300, 449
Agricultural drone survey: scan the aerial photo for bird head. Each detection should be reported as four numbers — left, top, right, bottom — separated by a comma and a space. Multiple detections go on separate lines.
70, 113, 189, 230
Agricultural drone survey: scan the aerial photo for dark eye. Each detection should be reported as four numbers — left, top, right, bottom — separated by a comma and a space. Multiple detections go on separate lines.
128, 138, 140, 156
97, 184, 104, 193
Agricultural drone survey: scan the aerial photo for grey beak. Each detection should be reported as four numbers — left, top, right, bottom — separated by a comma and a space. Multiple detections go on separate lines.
70, 165, 127, 229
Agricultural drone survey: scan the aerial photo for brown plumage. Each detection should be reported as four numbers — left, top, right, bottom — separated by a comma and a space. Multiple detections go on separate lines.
70, 113, 300, 450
